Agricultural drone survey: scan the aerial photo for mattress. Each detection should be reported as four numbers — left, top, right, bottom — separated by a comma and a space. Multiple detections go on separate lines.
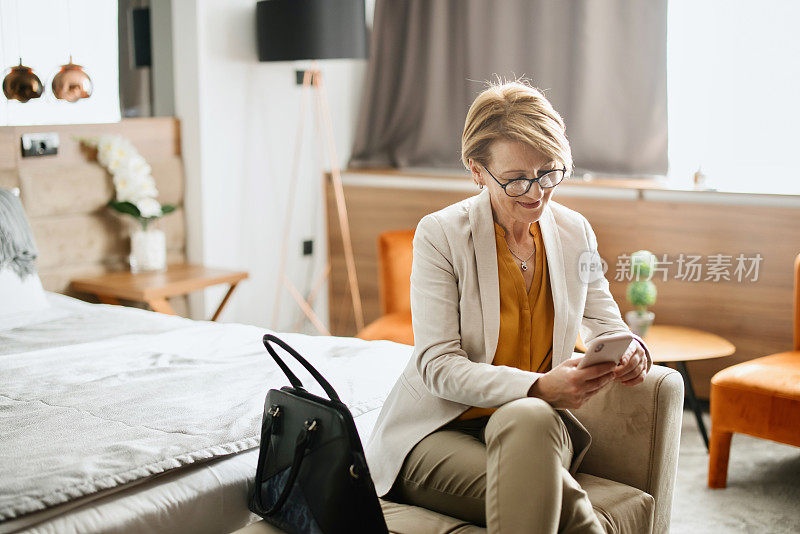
0, 294, 409, 533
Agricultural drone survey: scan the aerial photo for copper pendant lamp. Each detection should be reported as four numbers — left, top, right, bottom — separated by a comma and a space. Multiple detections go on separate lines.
2, 59, 44, 103
1, 0, 44, 103
51, 55, 93, 102
52, 0, 93, 103
0, 0, 93, 104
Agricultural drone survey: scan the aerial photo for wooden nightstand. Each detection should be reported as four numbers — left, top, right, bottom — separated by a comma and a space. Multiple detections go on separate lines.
70, 263, 249, 321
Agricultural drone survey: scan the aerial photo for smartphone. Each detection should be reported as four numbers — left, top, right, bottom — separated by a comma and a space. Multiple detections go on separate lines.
578, 332, 634, 369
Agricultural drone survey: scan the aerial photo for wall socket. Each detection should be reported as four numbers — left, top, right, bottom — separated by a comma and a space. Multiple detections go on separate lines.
302, 239, 313, 256
21, 132, 59, 157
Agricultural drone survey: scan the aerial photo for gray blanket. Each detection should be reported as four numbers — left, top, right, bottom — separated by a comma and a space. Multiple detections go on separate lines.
0, 294, 410, 522
0, 189, 38, 278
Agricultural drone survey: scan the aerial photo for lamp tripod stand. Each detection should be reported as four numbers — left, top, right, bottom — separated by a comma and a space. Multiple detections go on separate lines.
271, 62, 365, 336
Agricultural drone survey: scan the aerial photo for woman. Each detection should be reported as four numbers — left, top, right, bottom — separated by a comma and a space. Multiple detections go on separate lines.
364, 80, 652, 533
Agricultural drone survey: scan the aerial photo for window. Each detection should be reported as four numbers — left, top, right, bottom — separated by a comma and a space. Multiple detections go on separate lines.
667, 0, 800, 194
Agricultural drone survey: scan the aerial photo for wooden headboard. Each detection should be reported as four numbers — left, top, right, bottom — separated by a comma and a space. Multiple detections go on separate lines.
0, 118, 187, 308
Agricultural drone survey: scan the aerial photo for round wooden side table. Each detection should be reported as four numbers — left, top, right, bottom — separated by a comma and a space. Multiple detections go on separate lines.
643, 325, 736, 450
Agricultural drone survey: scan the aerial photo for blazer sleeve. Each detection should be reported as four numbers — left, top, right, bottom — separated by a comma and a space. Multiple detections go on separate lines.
579, 216, 653, 372
410, 214, 541, 408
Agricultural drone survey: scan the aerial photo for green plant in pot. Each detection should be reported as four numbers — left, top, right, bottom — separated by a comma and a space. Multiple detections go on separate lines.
625, 250, 657, 337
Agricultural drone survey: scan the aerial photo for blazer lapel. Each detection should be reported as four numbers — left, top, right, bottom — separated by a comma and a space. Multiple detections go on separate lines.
469, 190, 500, 363
469, 190, 570, 365
539, 205, 569, 364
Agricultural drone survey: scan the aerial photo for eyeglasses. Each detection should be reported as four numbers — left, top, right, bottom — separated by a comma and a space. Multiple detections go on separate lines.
482, 165, 567, 197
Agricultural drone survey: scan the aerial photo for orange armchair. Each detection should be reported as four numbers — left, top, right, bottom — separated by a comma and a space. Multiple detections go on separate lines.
356, 230, 415, 346
708, 253, 800, 488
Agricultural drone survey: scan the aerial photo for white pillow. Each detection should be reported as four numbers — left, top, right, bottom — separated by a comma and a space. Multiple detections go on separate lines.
0, 266, 49, 317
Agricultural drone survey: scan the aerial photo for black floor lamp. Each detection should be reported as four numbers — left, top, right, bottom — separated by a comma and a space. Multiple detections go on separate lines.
256, 0, 368, 335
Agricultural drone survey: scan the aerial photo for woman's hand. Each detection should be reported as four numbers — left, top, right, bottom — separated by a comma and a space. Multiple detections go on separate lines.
612, 341, 648, 386
527, 359, 617, 410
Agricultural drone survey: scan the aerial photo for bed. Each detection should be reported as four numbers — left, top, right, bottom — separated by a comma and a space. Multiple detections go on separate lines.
0, 118, 412, 534
0, 292, 411, 534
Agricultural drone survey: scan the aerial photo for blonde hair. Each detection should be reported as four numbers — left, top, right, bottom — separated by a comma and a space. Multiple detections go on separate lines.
461, 78, 573, 184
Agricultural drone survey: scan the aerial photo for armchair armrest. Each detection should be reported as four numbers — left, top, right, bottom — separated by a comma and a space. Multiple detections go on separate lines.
571, 365, 684, 534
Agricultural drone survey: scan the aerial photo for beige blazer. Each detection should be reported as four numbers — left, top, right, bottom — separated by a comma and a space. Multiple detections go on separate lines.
364, 189, 653, 497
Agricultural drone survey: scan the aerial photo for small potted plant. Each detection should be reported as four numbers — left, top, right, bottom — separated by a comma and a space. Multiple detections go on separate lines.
76, 134, 175, 273
625, 250, 657, 337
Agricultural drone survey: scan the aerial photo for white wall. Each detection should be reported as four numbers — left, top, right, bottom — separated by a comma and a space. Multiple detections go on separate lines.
172, 0, 367, 332
0, 0, 120, 126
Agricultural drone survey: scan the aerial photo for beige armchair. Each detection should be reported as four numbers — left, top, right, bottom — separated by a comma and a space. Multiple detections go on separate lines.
236, 365, 684, 534
572, 364, 684, 534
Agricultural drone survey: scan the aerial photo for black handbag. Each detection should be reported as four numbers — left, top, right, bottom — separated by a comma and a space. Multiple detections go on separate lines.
248, 334, 389, 534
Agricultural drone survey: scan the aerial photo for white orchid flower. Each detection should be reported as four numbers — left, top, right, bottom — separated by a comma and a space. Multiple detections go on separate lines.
116, 153, 152, 178
113, 171, 159, 203
98, 135, 138, 173
134, 197, 163, 218
81, 135, 168, 228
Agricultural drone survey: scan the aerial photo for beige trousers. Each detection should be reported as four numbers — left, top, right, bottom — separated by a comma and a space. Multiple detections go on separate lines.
387, 397, 605, 534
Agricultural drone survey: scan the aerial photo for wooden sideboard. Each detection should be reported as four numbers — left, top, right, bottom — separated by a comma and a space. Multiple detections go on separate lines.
326, 169, 800, 399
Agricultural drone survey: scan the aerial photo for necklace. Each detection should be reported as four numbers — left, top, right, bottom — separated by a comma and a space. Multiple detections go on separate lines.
505, 224, 536, 272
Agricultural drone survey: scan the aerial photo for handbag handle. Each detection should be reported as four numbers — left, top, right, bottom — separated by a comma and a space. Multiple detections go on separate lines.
262, 334, 341, 402
253, 409, 319, 516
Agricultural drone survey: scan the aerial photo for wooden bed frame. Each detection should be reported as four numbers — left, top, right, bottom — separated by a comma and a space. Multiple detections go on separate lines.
0, 118, 188, 313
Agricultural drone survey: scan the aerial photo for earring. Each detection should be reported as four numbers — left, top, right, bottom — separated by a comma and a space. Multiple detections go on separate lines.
478, 183, 484, 189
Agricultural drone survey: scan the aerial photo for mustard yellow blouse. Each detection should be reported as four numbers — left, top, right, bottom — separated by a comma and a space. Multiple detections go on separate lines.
458, 220, 555, 421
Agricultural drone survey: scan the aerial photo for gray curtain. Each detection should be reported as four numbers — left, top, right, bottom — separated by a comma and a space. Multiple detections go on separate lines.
350, 0, 668, 175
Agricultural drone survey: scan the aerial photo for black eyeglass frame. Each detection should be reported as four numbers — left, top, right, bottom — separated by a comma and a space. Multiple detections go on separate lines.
482, 165, 568, 197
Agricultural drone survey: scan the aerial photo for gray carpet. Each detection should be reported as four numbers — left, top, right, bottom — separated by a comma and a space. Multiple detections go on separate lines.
670, 409, 800, 533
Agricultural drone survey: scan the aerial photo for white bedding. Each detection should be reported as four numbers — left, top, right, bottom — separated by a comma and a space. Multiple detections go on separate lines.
0, 294, 411, 533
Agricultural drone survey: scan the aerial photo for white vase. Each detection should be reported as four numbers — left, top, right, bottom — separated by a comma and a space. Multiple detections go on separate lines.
625, 310, 655, 338
130, 226, 166, 273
